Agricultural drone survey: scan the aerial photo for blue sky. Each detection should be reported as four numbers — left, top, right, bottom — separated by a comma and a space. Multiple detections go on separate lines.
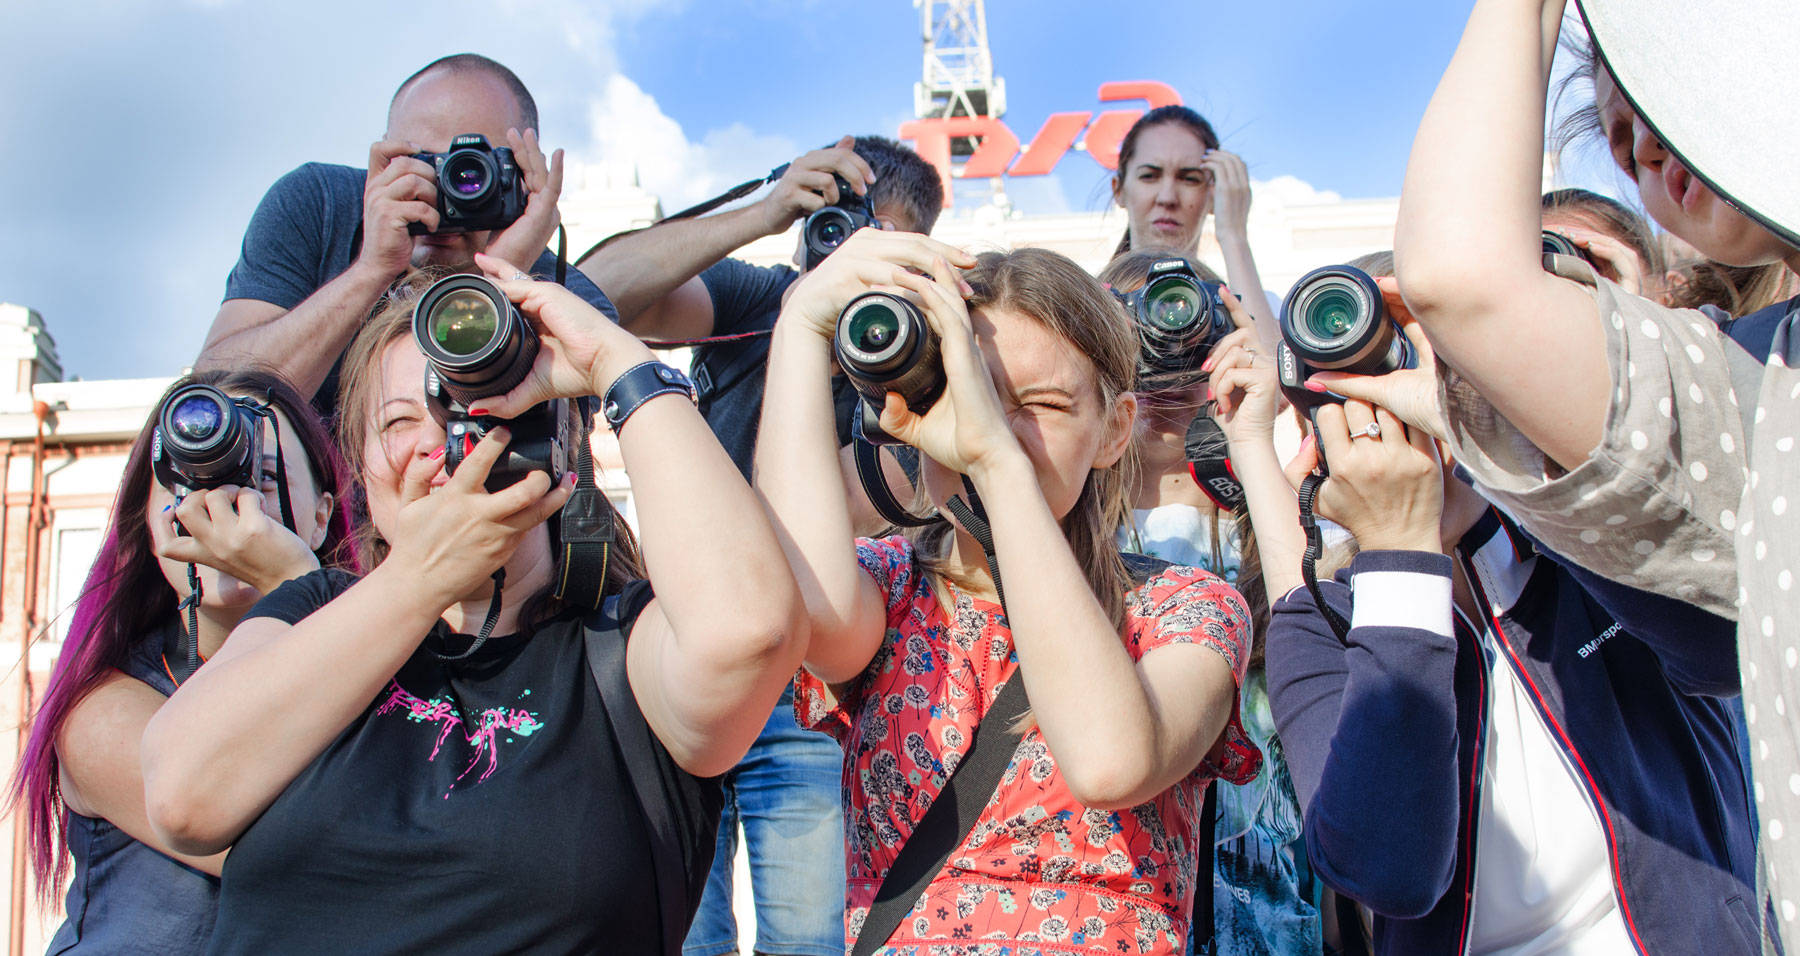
0, 0, 1625, 382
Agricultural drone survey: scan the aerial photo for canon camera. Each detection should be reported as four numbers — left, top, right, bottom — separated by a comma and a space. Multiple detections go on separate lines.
1118, 257, 1232, 387
412, 274, 576, 491
408, 134, 528, 236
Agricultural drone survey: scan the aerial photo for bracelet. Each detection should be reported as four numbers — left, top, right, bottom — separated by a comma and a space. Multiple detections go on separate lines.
601, 361, 697, 434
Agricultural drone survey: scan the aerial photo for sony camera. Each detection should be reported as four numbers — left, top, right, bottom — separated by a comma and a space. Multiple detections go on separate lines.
413, 274, 576, 492
1117, 257, 1233, 387
834, 291, 944, 445
1276, 264, 1417, 411
803, 175, 879, 271
408, 134, 528, 236
151, 384, 269, 496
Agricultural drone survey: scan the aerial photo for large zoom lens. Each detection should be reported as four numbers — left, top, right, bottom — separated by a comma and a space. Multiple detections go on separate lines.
1279, 265, 1414, 376
413, 275, 540, 405
442, 149, 495, 201
834, 292, 944, 414
155, 384, 260, 490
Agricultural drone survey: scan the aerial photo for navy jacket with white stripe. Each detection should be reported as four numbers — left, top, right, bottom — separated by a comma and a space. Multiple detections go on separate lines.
1265, 509, 1761, 956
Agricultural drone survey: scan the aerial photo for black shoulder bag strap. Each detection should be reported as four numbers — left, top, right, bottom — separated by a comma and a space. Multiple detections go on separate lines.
584, 590, 686, 956
852, 514, 1187, 956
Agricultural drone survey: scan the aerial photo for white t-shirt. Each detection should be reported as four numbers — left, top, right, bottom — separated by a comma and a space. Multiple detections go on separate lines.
1468, 658, 1634, 955
1122, 504, 1240, 580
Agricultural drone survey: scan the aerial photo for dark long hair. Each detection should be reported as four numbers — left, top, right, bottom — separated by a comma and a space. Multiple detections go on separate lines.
1112, 105, 1222, 255
8, 368, 354, 907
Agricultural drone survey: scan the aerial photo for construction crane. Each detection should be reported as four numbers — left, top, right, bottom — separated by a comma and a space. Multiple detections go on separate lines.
913, 0, 1006, 158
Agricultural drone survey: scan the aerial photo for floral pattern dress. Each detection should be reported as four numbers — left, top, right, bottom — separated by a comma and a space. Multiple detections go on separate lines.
795, 536, 1261, 956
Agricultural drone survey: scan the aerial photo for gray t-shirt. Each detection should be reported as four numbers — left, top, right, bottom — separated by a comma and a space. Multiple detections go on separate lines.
224, 162, 618, 417
1439, 261, 1800, 948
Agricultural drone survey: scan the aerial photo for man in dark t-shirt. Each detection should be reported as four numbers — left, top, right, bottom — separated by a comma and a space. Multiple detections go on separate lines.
198, 54, 616, 418
579, 135, 944, 956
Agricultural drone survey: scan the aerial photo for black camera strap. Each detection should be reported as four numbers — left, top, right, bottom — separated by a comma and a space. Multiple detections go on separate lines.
553, 427, 616, 611
1297, 473, 1352, 645
431, 567, 507, 664
663, 163, 792, 224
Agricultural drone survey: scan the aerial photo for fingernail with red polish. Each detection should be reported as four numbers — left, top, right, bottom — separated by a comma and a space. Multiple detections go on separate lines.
1303, 381, 1327, 393
467, 407, 488, 416
429, 446, 445, 460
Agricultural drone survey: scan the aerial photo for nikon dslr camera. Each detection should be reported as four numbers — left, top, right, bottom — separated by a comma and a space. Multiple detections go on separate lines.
413, 275, 577, 491
1275, 265, 1417, 411
408, 134, 528, 236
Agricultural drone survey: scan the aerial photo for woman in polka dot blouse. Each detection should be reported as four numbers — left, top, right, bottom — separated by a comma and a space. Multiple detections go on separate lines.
1383, 0, 1800, 947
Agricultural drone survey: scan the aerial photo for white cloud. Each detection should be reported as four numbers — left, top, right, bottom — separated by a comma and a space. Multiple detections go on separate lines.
582, 74, 799, 213
1254, 175, 1344, 206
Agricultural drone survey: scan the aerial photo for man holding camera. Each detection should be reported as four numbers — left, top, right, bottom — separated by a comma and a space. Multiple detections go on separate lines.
578, 134, 945, 956
198, 54, 614, 415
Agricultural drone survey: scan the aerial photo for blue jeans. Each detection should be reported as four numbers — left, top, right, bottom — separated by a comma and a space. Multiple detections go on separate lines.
683, 685, 846, 956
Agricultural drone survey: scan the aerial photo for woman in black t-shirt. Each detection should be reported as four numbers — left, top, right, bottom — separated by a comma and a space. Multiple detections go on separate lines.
140, 255, 809, 956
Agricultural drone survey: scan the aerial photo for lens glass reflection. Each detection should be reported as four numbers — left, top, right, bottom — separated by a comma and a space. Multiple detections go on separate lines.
170, 396, 224, 442
1304, 287, 1360, 341
430, 291, 500, 356
445, 155, 488, 196
1146, 279, 1201, 331
848, 303, 902, 356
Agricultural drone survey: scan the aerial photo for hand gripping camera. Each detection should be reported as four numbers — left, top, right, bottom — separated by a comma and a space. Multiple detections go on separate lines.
412, 275, 576, 491
1117, 257, 1233, 388
802, 175, 879, 271
408, 134, 528, 236
1275, 264, 1418, 411
833, 291, 945, 445
151, 384, 269, 496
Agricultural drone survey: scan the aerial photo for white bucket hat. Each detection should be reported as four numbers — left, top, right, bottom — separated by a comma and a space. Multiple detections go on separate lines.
1577, 0, 1800, 247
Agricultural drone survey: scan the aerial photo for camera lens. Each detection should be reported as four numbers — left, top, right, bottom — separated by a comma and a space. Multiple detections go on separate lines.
169, 395, 224, 443
442, 150, 494, 202
819, 220, 847, 248
1302, 287, 1360, 342
847, 301, 903, 357
834, 292, 944, 413
413, 275, 541, 405
1280, 265, 1411, 376
155, 383, 259, 491
428, 290, 501, 357
1542, 230, 1581, 257
1145, 277, 1201, 332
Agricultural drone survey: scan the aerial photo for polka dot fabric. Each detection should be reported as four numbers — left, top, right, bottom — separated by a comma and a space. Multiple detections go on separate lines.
796, 535, 1260, 956
1439, 266, 1800, 948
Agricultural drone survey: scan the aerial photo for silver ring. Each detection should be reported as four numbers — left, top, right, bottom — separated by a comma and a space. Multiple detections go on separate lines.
1351, 422, 1383, 440
512, 271, 529, 281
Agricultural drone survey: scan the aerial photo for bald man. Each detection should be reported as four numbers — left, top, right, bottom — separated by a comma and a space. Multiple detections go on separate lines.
198, 53, 614, 415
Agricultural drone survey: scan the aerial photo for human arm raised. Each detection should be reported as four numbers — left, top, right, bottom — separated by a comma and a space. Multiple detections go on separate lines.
1203, 149, 1280, 349
142, 430, 572, 854
752, 231, 976, 685
1394, 0, 1609, 470
197, 142, 439, 399
472, 256, 810, 778
578, 136, 875, 340
876, 261, 1242, 811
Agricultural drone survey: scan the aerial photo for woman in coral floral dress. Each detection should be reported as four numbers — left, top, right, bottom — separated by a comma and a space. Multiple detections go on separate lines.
756, 231, 1260, 956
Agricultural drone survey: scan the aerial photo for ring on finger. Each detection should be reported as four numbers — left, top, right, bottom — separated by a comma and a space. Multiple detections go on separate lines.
512, 271, 529, 281
1350, 422, 1382, 440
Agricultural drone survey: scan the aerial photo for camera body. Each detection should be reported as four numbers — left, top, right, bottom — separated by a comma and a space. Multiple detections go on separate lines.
834, 291, 944, 445
408, 134, 527, 236
1276, 264, 1417, 411
1117, 257, 1232, 388
803, 175, 878, 271
1541, 229, 1596, 266
413, 274, 574, 491
151, 384, 267, 496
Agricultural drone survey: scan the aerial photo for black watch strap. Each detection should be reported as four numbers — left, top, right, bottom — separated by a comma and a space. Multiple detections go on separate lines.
602, 361, 696, 434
